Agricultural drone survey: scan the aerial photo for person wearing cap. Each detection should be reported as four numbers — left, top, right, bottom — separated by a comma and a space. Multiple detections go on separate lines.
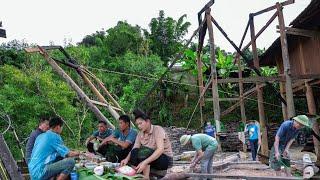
180, 133, 218, 175
270, 115, 310, 176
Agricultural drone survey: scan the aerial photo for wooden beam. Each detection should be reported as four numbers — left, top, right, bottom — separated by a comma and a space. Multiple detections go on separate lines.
77, 69, 120, 122
37, 46, 115, 129
277, 2, 296, 117
206, 97, 239, 101
90, 100, 122, 111
250, 16, 268, 161
81, 68, 124, 111
277, 26, 320, 38
0, 134, 23, 180
206, 9, 221, 134
234, 11, 278, 65
217, 76, 282, 83
196, 43, 205, 128
163, 173, 301, 180
252, 0, 294, 16
215, 74, 320, 84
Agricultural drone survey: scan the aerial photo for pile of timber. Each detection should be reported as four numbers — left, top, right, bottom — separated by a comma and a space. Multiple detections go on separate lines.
163, 127, 197, 155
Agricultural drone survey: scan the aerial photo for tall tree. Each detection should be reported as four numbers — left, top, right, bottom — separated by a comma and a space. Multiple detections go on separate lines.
105, 21, 145, 57
148, 10, 191, 66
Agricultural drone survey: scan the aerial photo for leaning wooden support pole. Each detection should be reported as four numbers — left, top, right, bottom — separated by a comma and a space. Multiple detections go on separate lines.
250, 17, 268, 161
37, 46, 115, 129
277, 3, 295, 118
81, 68, 124, 112
77, 69, 120, 121
0, 134, 23, 180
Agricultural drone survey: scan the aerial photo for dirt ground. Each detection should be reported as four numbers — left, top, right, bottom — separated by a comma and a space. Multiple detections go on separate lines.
169, 144, 318, 178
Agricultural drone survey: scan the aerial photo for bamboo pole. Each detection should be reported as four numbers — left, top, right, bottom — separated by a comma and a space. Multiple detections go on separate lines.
250, 17, 268, 161
277, 2, 295, 118
81, 68, 124, 112
77, 69, 120, 121
37, 46, 115, 129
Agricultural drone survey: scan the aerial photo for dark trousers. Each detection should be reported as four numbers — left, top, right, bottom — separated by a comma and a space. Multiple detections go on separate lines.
129, 148, 172, 170
249, 139, 258, 161
87, 142, 108, 156
114, 145, 133, 162
87, 142, 132, 163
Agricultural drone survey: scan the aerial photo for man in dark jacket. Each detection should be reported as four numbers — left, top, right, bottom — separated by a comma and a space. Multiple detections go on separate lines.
25, 116, 50, 163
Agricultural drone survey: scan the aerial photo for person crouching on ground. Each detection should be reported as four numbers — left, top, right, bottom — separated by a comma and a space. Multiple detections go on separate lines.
120, 109, 173, 178
85, 120, 113, 156
270, 115, 310, 176
100, 115, 137, 162
28, 117, 80, 180
180, 133, 218, 175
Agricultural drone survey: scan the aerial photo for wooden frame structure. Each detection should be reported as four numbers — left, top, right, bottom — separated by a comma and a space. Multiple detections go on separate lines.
24, 46, 131, 129
192, 0, 320, 162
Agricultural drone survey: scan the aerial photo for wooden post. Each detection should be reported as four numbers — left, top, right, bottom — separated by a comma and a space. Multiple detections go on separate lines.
206, 9, 221, 152
0, 134, 23, 180
77, 70, 120, 120
206, 10, 221, 133
250, 17, 268, 160
196, 51, 205, 131
305, 83, 320, 161
277, 2, 295, 118
299, 36, 320, 163
237, 56, 247, 152
280, 82, 288, 120
38, 46, 115, 129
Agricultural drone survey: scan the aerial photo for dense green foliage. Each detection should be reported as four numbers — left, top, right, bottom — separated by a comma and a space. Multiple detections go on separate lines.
0, 10, 304, 160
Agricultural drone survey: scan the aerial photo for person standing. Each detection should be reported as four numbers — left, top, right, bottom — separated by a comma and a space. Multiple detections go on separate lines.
25, 116, 50, 164
245, 120, 261, 161
180, 133, 218, 175
270, 115, 310, 176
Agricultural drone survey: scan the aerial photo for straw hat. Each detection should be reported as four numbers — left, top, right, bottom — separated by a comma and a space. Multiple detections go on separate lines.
293, 115, 310, 127
180, 135, 191, 146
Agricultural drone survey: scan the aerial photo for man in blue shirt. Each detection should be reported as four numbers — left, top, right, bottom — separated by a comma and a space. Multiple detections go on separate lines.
25, 116, 50, 164
28, 117, 80, 180
85, 120, 113, 156
245, 120, 261, 161
270, 115, 310, 176
101, 115, 137, 162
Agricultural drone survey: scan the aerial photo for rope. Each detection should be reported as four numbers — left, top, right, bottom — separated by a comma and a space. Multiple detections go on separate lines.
86, 66, 313, 116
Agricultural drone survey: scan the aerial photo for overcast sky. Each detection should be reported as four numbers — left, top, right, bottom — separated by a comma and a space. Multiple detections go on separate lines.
0, 0, 311, 52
